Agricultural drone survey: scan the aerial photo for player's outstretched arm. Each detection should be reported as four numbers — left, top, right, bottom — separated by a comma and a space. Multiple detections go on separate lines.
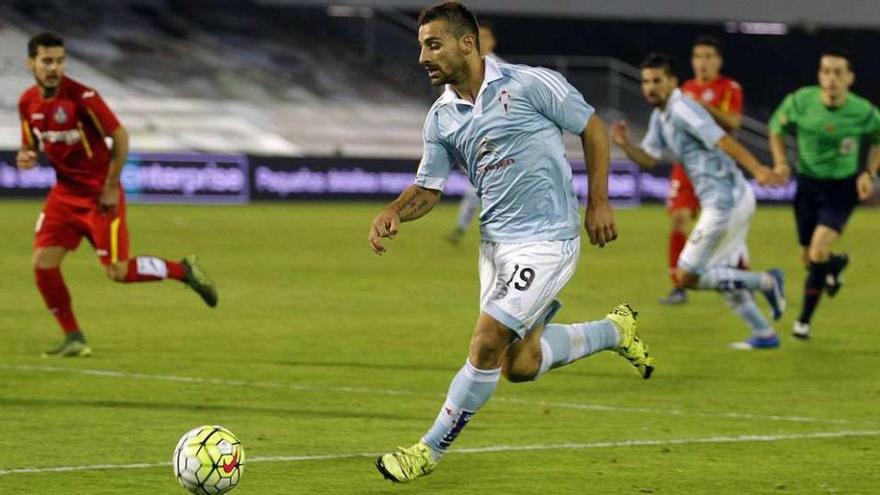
768, 132, 791, 182
717, 135, 784, 186
99, 126, 129, 213
368, 184, 441, 255
856, 145, 880, 200
610, 120, 658, 168
581, 116, 617, 247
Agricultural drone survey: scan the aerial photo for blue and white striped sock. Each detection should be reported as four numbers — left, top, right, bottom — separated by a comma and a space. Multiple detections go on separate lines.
421, 360, 500, 460
537, 319, 620, 377
722, 289, 774, 337
698, 267, 773, 291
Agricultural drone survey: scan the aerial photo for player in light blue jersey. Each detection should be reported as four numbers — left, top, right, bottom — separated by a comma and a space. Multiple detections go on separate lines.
612, 53, 787, 350
368, 2, 654, 483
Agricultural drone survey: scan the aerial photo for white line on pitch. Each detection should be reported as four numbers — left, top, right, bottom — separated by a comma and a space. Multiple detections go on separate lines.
2, 430, 879, 477
3, 364, 875, 427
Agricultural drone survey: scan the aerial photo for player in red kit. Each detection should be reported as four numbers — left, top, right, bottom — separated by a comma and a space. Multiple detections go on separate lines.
17, 33, 218, 357
660, 35, 744, 305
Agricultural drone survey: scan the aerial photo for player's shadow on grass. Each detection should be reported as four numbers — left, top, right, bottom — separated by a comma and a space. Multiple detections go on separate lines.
273, 360, 460, 373
0, 398, 419, 421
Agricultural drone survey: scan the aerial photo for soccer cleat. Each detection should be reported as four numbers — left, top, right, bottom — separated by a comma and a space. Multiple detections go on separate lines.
183, 255, 218, 307
792, 321, 811, 340
761, 269, 786, 321
376, 442, 438, 483
730, 333, 780, 350
42, 332, 92, 358
607, 303, 655, 379
825, 253, 849, 298
659, 288, 687, 305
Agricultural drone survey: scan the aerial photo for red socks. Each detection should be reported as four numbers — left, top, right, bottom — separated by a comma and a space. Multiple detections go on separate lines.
668, 230, 688, 283
35, 268, 80, 333
123, 256, 186, 283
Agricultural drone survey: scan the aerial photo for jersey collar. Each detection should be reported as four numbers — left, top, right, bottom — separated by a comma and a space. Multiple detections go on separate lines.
439, 56, 504, 109
661, 88, 684, 116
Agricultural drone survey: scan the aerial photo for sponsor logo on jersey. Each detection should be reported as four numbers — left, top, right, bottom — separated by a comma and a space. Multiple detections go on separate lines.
39, 129, 82, 145
82, 90, 96, 99
701, 89, 715, 103
53, 106, 68, 124
31, 113, 44, 120
476, 137, 516, 175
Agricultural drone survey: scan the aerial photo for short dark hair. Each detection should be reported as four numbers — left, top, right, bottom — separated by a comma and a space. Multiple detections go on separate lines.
820, 48, 853, 71
693, 34, 722, 56
28, 32, 64, 58
418, 2, 480, 51
641, 53, 677, 77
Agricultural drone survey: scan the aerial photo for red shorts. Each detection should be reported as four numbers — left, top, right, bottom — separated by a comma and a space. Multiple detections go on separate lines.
667, 163, 700, 214
34, 187, 130, 266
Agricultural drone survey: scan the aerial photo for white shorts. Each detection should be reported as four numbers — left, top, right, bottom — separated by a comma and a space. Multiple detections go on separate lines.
479, 237, 580, 338
678, 187, 755, 274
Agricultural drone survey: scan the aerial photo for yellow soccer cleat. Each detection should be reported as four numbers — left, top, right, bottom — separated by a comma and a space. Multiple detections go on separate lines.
376, 442, 438, 483
606, 303, 655, 379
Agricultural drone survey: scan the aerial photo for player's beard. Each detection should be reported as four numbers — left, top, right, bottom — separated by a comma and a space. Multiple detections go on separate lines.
36, 72, 61, 96
427, 56, 468, 87
645, 94, 662, 108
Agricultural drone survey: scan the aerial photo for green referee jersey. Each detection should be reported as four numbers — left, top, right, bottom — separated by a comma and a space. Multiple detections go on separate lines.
769, 86, 880, 179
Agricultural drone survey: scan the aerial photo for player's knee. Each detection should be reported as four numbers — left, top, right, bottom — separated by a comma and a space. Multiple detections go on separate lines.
807, 245, 830, 263
33, 250, 60, 269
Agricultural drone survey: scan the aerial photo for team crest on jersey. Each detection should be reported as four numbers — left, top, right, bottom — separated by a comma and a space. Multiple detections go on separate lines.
499, 90, 510, 114
477, 137, 498, 162
824, 123, 836, 133
701, 89, 715, 103
490, 280, 509, 300
53, 106, 68, 124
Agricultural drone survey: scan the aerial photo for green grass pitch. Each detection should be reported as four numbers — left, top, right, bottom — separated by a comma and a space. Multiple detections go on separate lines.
1, 199, 878, 494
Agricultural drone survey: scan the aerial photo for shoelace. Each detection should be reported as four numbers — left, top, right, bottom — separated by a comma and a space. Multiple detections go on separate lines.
393, 447, 427, 475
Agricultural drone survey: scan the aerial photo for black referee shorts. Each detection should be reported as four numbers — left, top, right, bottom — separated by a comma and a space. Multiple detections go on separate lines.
794, 174, 859, 246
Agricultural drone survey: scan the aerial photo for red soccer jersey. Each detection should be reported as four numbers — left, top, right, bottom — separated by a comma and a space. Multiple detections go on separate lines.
19, 76, 121, 200
681, 75, 743, 115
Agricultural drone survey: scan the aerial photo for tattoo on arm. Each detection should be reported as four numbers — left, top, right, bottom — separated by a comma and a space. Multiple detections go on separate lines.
390, 185, 441, 221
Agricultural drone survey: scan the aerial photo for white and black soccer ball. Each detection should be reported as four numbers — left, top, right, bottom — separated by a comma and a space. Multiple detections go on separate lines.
173, 425, 245, 495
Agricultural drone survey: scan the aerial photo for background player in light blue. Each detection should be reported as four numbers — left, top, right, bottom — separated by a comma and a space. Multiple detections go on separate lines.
611, 53, 787, 350
367, 2, 654, 483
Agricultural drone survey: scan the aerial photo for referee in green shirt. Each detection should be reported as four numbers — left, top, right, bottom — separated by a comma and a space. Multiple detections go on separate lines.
769, 49, 880, 340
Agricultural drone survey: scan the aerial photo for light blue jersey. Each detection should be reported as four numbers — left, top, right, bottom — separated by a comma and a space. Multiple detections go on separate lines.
641, 89, 749, 210
415, 56, 594, 243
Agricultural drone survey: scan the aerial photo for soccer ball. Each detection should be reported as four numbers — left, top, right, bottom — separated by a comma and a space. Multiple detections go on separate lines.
173, 425, 245, 494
